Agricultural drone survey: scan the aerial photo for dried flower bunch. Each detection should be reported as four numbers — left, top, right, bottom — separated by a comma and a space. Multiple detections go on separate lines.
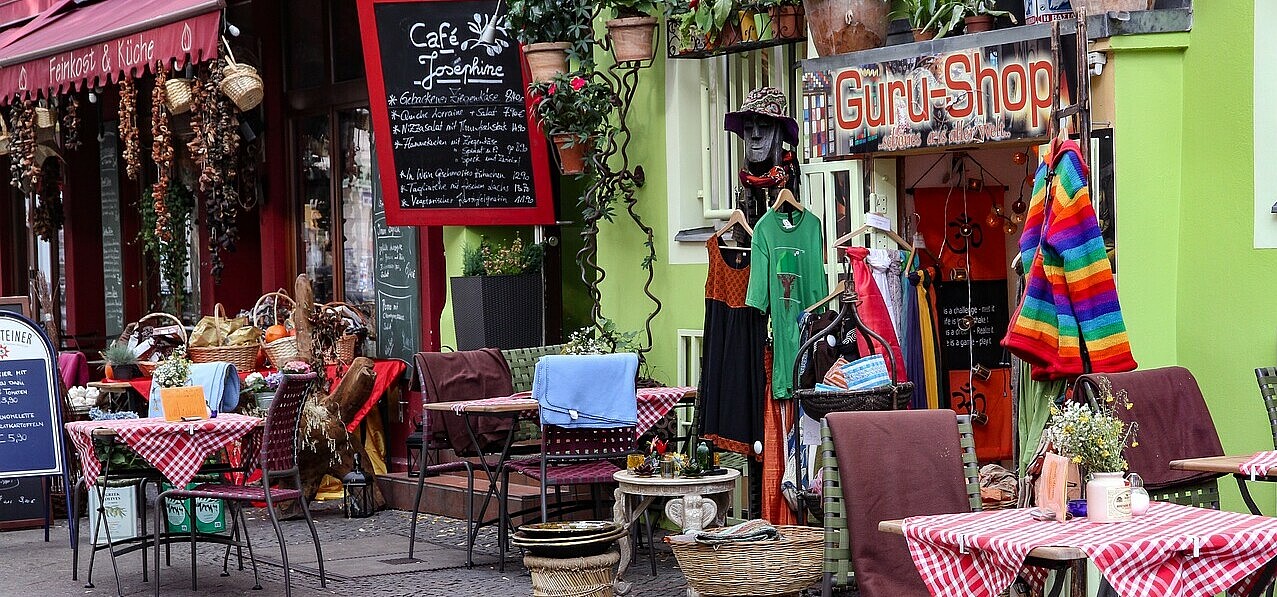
61, 95, 81, 150
118, 77, 141, 180
8, 101, 35, 189
151, 64, 174, 242
1044, 378, 1138, 474
190, 59, 242, 281
152, 347, 193, 389
31, 157, 62, 241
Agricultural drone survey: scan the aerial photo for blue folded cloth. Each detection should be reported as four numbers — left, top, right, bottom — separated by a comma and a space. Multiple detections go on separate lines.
149, 362, 241, 418
841, 354, 891, 390
533, 353, 638, 428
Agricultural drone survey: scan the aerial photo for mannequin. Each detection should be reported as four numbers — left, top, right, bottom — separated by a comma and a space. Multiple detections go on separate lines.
724, 87, 801, 225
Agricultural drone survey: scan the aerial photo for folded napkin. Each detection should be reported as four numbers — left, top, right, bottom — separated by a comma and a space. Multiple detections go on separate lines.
842, 354, 891, 390
533, 353, 637, 428
148, 362, 241, 418
692, 519, 778, 545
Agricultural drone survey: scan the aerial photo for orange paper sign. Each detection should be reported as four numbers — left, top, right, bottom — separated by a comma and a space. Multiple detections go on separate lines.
160, 386, 209, 422
1036, 452, 1070, 522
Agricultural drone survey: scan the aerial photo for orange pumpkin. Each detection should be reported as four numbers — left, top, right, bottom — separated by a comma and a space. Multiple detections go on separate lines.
265, 324, 290, 344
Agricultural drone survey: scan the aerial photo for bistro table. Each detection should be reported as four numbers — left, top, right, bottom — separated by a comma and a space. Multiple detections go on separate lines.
1171, 454, 1277, 516
64, 414, 263, 595
612, 468, 740, 596
880, 502, 1277, 597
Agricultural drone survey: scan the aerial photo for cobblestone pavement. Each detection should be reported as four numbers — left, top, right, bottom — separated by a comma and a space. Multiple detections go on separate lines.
3, 501, 694, 596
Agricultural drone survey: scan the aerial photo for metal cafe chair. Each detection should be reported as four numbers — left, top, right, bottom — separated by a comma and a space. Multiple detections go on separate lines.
152, 372, 325, 597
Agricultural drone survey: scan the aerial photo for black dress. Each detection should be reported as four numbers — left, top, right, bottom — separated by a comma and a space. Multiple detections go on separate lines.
698, 238, 769, 456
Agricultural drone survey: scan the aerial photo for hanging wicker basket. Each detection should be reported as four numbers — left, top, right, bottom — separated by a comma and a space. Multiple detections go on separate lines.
667, 526, 823, 596
219, 38, 264, 112
165, 78, 195, 114
0, 114, 10, 156
34, 105, 55, 129
187, 303, 260, 371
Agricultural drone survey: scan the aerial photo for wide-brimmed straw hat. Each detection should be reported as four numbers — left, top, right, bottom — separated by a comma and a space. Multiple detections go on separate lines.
724, 86, 800, 146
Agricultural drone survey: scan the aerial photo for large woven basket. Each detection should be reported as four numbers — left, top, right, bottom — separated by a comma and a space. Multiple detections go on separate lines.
322, 302, 366, 365
188, 303, 259, 371
122, 312, 188, 377
524, 551, 619, 597
794, 382, 914, 420
220, 38, 263, 112
165, 78, 194, 114
254, 291, 300, 369
668, 525, 823, 596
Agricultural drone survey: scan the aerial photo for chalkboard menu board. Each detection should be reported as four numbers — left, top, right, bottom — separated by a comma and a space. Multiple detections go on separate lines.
373, 170, 422, 361
0, 477, 45, 528
100, 124, 124, 338
936, 280, 1010, 370
0, 313, 64, 480
357, 0, 555, 226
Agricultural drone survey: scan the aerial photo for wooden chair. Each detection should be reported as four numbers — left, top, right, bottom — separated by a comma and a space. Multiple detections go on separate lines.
819, 415, 980, 596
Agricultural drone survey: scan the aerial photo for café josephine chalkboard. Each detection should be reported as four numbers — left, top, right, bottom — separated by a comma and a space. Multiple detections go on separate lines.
357, 0, 555, 226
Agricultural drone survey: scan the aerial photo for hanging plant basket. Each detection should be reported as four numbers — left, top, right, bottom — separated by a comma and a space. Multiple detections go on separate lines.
220, 38, 264, 112
525, 42, 571, 83
606, 16, 658, 63
551, 134, 592, 175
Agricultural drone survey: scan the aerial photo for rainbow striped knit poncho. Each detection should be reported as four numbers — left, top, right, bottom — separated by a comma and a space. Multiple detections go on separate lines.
1002, 139, 1137, 380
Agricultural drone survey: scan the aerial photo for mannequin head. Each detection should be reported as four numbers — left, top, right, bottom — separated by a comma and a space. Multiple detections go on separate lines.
742, 113, 784, 167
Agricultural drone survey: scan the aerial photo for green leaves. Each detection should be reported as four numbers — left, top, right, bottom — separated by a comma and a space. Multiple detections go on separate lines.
507, 0, 595, 63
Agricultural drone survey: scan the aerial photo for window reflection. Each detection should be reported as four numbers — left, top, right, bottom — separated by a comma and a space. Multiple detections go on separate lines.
340, 109, 375, 311
300, 115, 334, 303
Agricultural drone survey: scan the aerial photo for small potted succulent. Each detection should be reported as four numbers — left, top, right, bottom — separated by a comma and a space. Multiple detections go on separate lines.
507, 0, 595, 82
528, 73, 614, 175
100, 340, 140, 381
599, 0, 661, 62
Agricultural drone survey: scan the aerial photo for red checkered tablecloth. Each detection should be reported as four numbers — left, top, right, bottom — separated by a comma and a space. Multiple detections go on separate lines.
1240, 451, 1277, 479
447, 387, 694, 437
65, 414, 262, 488
901, 502, 1277, 597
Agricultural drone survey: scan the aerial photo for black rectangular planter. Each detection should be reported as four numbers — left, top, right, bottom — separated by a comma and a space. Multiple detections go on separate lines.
450, 272, 544, 351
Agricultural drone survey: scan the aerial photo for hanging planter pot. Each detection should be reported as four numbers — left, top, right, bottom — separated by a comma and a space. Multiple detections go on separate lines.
964, 15, 994, 33
802, 0, 889, 56
551, 134, 592, 175
713, 20, 743, 49
606, 16, 659, 63
769, 5, 805, 40
739, 10, 760, 42
525, 42, 572, 83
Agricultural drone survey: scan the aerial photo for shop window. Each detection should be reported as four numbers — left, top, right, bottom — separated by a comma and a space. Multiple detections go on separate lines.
665, 47, 803, 265
339, 109, 376, 309
331, 0, 366, 82
285, 0, 325, 91
299, 115, 335, 301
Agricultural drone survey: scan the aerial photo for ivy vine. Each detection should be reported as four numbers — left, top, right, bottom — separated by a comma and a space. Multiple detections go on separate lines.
139, 183, 194, 314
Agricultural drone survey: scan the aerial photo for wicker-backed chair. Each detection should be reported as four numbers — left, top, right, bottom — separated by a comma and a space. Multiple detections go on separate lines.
502, 344, 565, 393
152, 373, 325, 597
1256, 367, 1277, 449
820, 415, 980, 596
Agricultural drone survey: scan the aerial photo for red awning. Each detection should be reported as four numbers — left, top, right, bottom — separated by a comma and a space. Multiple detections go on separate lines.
0, 0, 224, 102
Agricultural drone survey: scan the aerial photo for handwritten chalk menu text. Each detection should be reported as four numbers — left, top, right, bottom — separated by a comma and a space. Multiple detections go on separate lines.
100, 125, 125, 337
937, 280, 1010, 370
357, 0, 555, 226
0, 313, 65, 479
373, 173, 422, 361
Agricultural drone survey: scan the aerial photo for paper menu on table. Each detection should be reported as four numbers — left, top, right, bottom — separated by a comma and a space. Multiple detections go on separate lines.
160, 386, 208, 422
1036, 452, 1070, 522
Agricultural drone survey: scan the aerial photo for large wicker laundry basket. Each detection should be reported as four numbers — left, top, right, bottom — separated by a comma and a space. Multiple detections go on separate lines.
524, 551, 620, 597
668, 525, 823, 596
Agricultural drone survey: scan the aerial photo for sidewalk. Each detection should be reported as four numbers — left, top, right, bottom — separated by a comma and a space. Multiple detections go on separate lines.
4, 501, 690, 596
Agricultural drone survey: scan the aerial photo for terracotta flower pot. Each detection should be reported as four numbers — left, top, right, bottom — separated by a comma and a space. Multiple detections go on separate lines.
525, 42, 571, 84
551, 134, 592, 175
606, 16, 658, 63
912, 28, 936, 42
770, 5, 806, 40
802, 0, 890, 56
964, 15, 994, 33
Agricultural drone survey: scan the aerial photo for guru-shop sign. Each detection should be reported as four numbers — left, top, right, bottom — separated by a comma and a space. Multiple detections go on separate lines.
802, 37, 1056, 156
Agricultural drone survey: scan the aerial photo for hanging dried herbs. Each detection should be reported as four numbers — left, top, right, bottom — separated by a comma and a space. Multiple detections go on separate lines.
151, 65, 174, 242
139, 183, 194, 314
190, 59, 242, 282
8, 102, 34, 188
119, 77, 141, 180
61, 95, 81, 150
31, 157, 63, 241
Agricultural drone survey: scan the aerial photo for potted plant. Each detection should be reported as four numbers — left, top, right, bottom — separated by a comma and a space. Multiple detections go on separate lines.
893, 0, 943, 40
670, 0, 739, 50
959, 0, 1016, 33
242, 371, 279, 411
450, 236, 546, 350
766, 0, 805, 40
100, 341, 140, 381
507, 0, 595, 82
600, 0, 661, 62
529, 73, 614, 175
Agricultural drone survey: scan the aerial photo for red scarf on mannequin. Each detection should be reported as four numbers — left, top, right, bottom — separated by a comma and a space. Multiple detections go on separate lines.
739, 151, 796, 189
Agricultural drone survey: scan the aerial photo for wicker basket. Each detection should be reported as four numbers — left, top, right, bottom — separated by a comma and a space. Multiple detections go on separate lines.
165, 78, 194, 114
667, 525, 823, 596
188, 303, 260, 371
34, 105, 54, 129
524, 551, 619, 597
794, 382, 914, 420
322, 302, 366, 365
0, 114, 10, 156
254, 291, 300, 369
220, 38, 263, 112
121, 312, 188, 377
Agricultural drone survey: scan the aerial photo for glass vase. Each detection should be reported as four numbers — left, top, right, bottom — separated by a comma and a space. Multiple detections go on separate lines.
1085, 471, 1132, 523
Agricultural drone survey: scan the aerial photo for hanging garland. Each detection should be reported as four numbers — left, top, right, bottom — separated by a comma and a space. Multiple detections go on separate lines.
61, 95, 81, 151
151, 64, 174, 242
118, 77, 141, 180
139, 184, 194, 314
190, 58, 241, 282
8, 101, 34, 188
31, 158, 63, 241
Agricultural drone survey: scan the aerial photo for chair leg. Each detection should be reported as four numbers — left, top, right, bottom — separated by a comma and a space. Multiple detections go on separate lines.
464, 463, 475, 569
541, 481, 550, 523
153, 492, 166, 597
236, 505, 262, 590
264, 500, 292, 597
644, 509, 656, 577
295, 477, 326, 589
408, 450, 429, 560
139, 481, 148, 583
71, 477, 82, 581
499, 468, 512, 573
189, 498, 198, 591
822, 571, 833, 597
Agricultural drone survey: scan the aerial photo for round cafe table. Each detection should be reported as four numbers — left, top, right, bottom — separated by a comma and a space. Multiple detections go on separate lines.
611, 468, 740, 596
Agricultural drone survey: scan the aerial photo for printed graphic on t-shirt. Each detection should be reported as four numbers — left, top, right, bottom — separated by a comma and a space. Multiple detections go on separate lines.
775, 246, 804, 303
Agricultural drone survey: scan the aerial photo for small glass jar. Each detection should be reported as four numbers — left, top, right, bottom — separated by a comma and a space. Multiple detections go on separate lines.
660, 456, 676, 478
1128, 473, 1150, 516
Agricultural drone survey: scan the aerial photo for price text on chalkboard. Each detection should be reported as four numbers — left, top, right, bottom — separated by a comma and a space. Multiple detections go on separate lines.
0, 314, 65, 479
100, 125, 125, 338
357, 0, 555, 226
373, 170, 422, 360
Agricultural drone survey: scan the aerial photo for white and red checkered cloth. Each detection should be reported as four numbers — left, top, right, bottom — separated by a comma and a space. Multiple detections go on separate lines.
1239, 451, 1277, 479
447, 386, 694, 438
66, 414, 262, 488
901, 502, 1277, 597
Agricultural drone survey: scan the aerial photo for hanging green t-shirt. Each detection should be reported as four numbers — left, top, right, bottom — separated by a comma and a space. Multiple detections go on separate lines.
745, 208, 828, 399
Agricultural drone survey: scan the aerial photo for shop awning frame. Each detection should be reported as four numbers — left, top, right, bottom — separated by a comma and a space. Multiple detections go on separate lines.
0, 0, 225, 102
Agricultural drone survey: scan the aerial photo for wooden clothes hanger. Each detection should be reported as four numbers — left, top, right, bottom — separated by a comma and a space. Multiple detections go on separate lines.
806, 279, 847, 313
769, 188, 803, 212
711, 209, 753, 251
832, 216, 913, 251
